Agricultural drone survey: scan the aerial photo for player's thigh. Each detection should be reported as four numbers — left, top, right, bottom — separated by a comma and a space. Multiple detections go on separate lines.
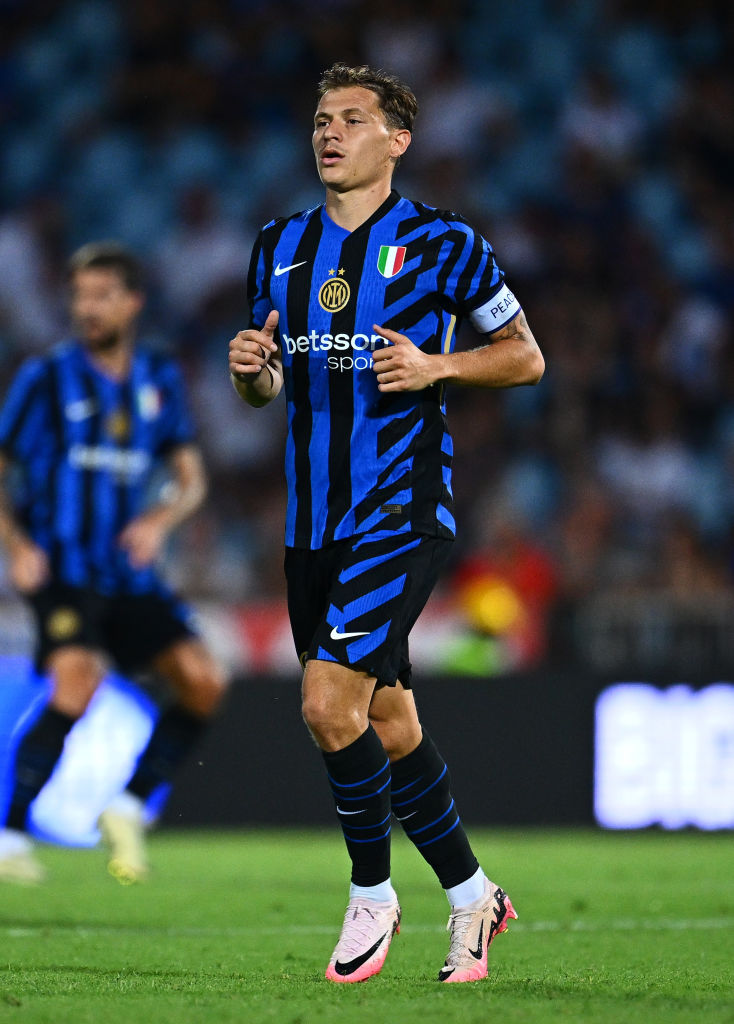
284, 543, 344, 666
307, 532, 454, 689
46, 645, 106, 715
27, 583, 106, 713
105, 590, 195, 675
301, 657, 377, 750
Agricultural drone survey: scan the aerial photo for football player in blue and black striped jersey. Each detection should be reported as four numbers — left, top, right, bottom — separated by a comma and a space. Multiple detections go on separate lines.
0, 242, 226, 883
230, 63, 543, 983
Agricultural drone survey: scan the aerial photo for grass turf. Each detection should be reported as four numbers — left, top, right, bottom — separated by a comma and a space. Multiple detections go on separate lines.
1, 828, 732, 1024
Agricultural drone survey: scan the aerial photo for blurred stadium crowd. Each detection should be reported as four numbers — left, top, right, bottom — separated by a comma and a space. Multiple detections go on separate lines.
1, 0, 734, 669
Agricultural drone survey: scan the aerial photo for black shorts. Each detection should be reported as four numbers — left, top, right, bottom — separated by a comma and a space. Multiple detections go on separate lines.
285, 531, 453, 688
27, 582, 196, 675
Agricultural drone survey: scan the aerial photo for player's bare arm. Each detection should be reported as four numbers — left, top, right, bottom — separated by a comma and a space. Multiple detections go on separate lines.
229, 309, 283, 408
118, 444, 207, 569
0, 453, 50, 591
372, 310, 544, 393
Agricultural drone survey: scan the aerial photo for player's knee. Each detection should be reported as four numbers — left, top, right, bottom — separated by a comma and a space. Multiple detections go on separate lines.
301, 690, 330, 736
47, 646, 103, 716
156, 642, 227, 716
177, 663, 227, 716
370, 715, 420, 761
301, 693, 364, 751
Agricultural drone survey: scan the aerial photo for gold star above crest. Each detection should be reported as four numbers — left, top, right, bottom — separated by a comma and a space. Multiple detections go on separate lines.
338, 268, 345, 276
328, 268, 335, 276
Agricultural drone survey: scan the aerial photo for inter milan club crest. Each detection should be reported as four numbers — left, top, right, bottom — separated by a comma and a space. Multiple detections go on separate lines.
104, 408, 131, 441
318, 269, 351, 312
377, 245, 406, 278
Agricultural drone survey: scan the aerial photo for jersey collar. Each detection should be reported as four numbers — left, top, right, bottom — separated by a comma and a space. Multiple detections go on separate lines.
321, 189, 402, 237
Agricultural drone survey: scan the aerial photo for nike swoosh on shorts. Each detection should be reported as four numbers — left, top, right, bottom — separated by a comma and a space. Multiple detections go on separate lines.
330, 627, 369, 640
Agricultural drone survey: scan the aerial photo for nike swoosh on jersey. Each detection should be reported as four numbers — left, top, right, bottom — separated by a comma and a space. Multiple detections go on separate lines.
273, 260, 308, 276
394, 811, 417, 821
337, 807, 365, 815
65, 399, 98, 421
330, 627, 369, 640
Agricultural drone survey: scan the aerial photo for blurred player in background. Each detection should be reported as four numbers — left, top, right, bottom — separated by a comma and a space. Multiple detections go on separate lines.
0, 242, 226, 883
229, 64, 544, 983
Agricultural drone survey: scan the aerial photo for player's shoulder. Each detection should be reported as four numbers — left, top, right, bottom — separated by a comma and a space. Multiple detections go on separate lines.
17, 338, 75, 380
399, 195, 468, 226
259, 204, 321, 238
134, 342, 184, 382
399, 195, 479, 238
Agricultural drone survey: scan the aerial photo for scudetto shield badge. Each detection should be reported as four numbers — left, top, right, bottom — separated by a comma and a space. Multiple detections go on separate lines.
377, 245, 406, 278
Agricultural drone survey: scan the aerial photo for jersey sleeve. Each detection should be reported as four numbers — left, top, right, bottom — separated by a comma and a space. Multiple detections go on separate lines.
444, 217, 522, 335
0, 359, 51, 462
154, 359, 198, 456
246, 228, 271, 331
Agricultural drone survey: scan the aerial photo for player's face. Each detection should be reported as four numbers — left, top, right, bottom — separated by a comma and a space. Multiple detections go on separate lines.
70, 268, 143, 351
313, 86, 410, 193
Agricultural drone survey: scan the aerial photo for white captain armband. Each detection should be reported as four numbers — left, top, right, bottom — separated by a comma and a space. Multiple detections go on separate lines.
469, 283, 521, 333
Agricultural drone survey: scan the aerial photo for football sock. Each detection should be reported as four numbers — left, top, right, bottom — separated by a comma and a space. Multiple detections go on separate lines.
445, 865, 487, 908
323, 725, 392, 886
5, 705, 76, 830
349, 879, 396, 903
389, 730, 479, 889
126, 704, 206, 801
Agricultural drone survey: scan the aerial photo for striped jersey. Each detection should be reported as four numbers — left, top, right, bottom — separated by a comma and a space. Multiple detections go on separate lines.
248, 189, 522, 550
0, 339, 196, 594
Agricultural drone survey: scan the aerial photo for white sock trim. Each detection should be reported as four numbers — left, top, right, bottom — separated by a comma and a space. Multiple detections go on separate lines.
349, 878, 395, 903
445, 866, 486, 908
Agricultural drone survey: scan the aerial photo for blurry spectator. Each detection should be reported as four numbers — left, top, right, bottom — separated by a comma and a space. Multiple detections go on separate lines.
154, 183, 252, 327
654, 514, 729, 596
559, 68, 644, 172
443, 506, 559, 674
0, 195, 67, 353
596, 384, 698, 537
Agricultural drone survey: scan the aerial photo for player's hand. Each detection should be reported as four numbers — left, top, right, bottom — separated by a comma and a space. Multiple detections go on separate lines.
118, 512, 169, 569
229, 310, 280, 379
371, 325, 440, 392
8, 536, 50, 593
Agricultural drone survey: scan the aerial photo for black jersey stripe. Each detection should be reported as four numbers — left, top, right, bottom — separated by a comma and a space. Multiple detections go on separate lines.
44, 358, 70, 580
322, 234, 364, 540
77, 359, 106, 586
435, 227, 472, 300
286, 211, 324, 546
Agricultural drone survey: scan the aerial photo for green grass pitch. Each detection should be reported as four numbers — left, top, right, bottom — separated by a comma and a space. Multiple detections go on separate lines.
1, 828, 732, 1024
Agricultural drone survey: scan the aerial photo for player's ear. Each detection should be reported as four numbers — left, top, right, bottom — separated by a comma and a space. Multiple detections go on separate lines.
128, 290, 145, 318
390, 129, 411, 160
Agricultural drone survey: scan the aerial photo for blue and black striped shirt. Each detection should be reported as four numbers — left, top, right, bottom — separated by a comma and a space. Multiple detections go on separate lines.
0, 339, 195, 594
248, 190, 522, 549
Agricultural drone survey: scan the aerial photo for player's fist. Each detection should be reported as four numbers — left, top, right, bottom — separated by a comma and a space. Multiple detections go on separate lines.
8, 535, 50, 593
371, 324, 439, 392
229, 310, 280, 379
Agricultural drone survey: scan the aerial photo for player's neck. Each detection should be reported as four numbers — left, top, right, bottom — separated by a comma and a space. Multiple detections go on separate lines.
324, 180, 393, 233
84, 335, 134, 381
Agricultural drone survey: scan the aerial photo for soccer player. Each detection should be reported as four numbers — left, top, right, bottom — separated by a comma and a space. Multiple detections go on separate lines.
0, 242, 226, 883
229, 63, 544, 983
